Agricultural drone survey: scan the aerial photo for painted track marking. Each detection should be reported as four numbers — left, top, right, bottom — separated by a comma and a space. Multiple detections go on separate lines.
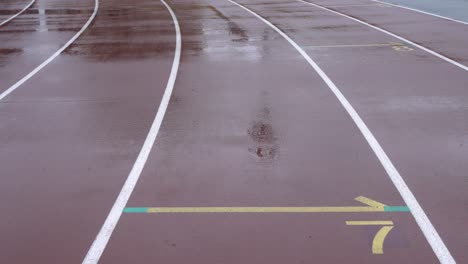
298, 0, 468, 71
229, 1, 455, 263
0, 0, 99, 101
347, 220, 395, 254
81, 0, 181, 263
124, 206, 409, 213
372, 225, 394, 254
372, 0, 468, 25
124, 196, 410, 213
346, 221, 394, 225
0, 0, 36, 27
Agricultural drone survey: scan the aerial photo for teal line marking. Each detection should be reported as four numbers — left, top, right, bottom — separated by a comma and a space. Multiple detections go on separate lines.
384, 206, 410, 212
123, 207, 148, 213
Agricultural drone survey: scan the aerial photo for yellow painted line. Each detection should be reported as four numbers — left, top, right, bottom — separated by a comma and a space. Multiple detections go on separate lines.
346, 220, 394, 225
146, 206, 385, 213
354, 196, 386, 208
307, 42, 403, 48
126, 196, 410, 214
372, 226, 394, 254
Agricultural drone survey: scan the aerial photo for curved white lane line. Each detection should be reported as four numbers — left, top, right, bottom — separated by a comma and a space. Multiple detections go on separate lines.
0, 0, 36, 27
373, 0, 468, 25
229, 1, 455, 263
82, 0, 181, 263
298, 0, 468, 72
0, 0, 99, 102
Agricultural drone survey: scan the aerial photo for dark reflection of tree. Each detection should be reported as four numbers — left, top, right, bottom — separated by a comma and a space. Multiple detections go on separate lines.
1, 4, 94, 34
205, 5, 248, 42
0, 0, 29, 14
0, 48, 22, 67
65, 2, 176, 62
62, 0, 276, 62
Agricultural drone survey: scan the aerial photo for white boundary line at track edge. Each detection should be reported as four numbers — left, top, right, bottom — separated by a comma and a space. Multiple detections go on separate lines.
229, 0, 455, 263
372, 0, 468, 25
0, 0, 99, 101
82, 0, 181, 263
298, 0, 468, 72
0, 0, 36, 27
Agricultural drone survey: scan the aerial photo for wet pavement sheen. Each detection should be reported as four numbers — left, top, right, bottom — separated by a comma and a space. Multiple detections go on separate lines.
0, 0, 467, 263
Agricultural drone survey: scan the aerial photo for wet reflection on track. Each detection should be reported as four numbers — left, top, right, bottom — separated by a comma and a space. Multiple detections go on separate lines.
0, 48, 23, 67
65, 5, 175, 61
248, 92, 278, 162
1, 8, 93, 33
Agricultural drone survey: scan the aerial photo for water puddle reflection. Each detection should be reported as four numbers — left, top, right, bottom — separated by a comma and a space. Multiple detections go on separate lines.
248, 93, 279, 162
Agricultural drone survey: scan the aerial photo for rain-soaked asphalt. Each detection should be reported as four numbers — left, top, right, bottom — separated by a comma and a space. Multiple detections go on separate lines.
0, 0, 467, 263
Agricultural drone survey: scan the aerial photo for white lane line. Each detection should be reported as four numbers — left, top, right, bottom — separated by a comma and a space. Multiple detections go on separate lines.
81, 0, 181, 263
0, 0, 99, 102
372, 0, 468, 25
229, 1, 455, 263
0, 0, 36, 27
298, 0, 468, 72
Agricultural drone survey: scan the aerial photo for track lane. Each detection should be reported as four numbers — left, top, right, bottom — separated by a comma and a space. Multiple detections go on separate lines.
230, 1, 454, 261
0, 0, 98, 100
0, 0, 175, 262
0, 0, 96, 97
98, 0, 436, 263
238, 0, 467, 261
83, 0, 181, 262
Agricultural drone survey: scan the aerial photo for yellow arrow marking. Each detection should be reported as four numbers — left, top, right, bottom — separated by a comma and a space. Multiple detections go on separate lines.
354, 196, 386, 209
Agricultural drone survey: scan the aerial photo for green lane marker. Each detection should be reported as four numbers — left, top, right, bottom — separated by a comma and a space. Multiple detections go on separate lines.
123, 207, 148, 213
384, 206, 410, 212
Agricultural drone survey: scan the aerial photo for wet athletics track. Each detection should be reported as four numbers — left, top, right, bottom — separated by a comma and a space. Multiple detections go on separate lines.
0, 0, 467, 263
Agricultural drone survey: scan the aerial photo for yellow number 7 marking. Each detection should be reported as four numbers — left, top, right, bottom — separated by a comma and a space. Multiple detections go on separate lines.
346, 220, 395, 254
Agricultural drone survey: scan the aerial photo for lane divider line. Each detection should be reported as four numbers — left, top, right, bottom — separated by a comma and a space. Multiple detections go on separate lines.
0, 0, 36, 27
124, 206, 410, 213
298, 0, 468, 71
229, 1, 455, 263
372, 0, 468, 25
0, 0, 99, 102
123, 196, 409, 213
81, 0, 181, 263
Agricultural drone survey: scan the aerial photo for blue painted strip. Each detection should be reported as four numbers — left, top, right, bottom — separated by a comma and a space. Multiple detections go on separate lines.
384, 206, 410, 212
123, 207, 148, 213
